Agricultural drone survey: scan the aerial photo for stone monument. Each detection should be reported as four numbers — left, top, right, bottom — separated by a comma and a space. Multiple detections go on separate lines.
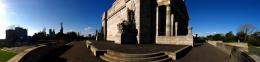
101, 0, 193, 45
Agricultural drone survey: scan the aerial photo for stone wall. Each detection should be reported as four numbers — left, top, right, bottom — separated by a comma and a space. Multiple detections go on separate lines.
105, 0, 141, 44
156, 28, 193, 45
106, 6, 128, 43
103, 0, 192, 45
216, 43, 249, 54
156, 35, 193, 45
207, 41, 223, 46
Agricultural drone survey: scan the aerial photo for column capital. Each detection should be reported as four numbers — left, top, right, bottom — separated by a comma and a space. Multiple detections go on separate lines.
157, 0, 171, 6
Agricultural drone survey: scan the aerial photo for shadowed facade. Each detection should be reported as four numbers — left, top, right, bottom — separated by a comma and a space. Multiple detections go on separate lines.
101, 0, 193, 45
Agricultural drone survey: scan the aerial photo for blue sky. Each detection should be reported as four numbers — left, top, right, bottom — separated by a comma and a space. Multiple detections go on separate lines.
0, 0, 259, 39
187, 0, 260, 36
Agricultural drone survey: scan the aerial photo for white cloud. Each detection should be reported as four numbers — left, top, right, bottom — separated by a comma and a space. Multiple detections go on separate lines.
84, 27, 92, 31
82, 26, 95, 36
204, 32, 222, 36
194, 32, 221, 37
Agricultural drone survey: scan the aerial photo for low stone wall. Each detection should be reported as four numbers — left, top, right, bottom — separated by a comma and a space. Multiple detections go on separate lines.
156, 36, 193, 46
216, 43, 248, 54
7, 45, 45, 62
10, 41, 69, 62
164, 45, 192, 60
86, 40, 106, 56
230, 47, 255, 62
18, 45, 51, 62
207, 40, 223, 46
224, 43, 248, 52
216, 43, 255, 62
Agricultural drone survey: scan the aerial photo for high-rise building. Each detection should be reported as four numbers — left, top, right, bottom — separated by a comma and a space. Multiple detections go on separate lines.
6, 27, 28, 46
60, 22, 64, 34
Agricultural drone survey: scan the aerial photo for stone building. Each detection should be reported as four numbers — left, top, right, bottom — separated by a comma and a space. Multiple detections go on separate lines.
101, 0, 193, 45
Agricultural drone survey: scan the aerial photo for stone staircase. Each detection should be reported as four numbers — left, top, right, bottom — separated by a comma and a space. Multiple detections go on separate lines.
100, 50, 173, 62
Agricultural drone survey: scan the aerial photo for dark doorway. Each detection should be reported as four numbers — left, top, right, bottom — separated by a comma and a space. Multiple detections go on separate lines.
158, 5, 166, 36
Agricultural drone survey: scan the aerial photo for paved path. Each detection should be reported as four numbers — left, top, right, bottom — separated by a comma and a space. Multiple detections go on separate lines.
59, 41, 103, 62
32, 41, 231, 62
90, 40, 186, 54
177, 43, 230, 62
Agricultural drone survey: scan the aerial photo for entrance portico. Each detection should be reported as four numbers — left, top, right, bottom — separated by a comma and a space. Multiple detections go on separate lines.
155, 0, 193, 45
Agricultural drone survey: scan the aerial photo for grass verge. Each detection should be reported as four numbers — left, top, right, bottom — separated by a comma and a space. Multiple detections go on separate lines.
0, 50, 17, 62
249, 45, 260, 56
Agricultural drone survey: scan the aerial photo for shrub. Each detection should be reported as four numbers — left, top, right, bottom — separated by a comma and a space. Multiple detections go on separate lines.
248, 36, 260, 46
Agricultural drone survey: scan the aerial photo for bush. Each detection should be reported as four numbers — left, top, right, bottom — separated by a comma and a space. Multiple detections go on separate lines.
0, 42, 5, 48
194, 37, 206, 43
206, 34, 224, 41
223, 31, 237, 42
248, 36, 260, 46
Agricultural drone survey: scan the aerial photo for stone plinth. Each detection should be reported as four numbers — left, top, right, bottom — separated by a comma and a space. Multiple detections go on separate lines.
156, 36, 193, 46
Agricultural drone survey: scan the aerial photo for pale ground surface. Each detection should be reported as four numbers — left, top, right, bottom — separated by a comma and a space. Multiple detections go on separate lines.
59, 41, 103, 62
61, 41, 231, 62
1, 45, 36, 53
177, 43, 230, 62
249, 55, 260, 62
7, 41, 238, 62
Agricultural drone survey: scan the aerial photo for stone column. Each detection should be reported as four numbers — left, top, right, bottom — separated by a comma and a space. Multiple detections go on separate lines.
171, 14, 174, 36
175, 22, 178, 36
156, 6, 159, 36
165, 5, 171, 36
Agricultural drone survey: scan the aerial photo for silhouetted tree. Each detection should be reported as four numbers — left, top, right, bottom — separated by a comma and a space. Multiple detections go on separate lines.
237, 32, 246, 42
194, 35, 206, 43
32, 31, 47, 40
237, 24, 257, 42
65, 32, 77, 41
86, 34, 95, 40
206, 34, 224, 41
0, 40, 5, 48
252, 32, 260, 38
224, 31, 237, 42
247, 32, 260, 46
248, 35, 260, 46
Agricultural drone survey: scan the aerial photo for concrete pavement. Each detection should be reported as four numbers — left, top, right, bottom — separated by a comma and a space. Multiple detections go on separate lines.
177, 43, 230, 62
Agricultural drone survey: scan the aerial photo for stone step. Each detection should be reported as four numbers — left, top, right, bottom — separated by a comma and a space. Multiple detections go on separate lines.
152, 57, 173, 62
100, 50, 173, 62
100, 55, 119, 62
104, 53, 169, 61
106, 50, 165, 58
100, 54, 172, 62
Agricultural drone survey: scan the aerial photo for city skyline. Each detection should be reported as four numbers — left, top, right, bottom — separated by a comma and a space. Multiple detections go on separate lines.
0, 0, 260, 39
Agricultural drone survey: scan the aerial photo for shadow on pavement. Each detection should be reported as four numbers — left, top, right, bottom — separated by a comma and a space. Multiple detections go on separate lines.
38, 45, 72, 62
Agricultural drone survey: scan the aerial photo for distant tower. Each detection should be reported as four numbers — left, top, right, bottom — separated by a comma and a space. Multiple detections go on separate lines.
60, 22, 63, 34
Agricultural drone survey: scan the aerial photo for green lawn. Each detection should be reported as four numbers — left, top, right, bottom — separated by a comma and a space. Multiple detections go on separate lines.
0, 50, 16, 62
249, 45, 260, 56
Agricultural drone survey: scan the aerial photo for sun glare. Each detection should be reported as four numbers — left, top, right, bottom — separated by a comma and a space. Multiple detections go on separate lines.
0, 0, 6, 39
0, 1, 6, 15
